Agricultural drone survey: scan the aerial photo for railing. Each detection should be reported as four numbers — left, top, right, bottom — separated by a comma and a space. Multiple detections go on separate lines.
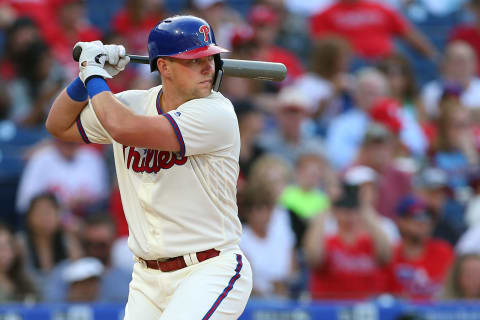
1, 298, 480, 320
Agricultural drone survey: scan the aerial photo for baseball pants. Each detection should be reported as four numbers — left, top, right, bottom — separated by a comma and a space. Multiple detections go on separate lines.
123, 249, 253, 320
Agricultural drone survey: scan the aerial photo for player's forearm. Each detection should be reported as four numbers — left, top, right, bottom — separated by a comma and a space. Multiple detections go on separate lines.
46, 85, 88, 139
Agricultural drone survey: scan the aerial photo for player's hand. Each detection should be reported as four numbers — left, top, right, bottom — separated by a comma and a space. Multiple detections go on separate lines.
74, 40, 112, 84
104, 44, 130, 77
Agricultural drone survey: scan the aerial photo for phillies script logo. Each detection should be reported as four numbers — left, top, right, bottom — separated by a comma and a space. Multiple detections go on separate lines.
123, 146, 187, 173
199, 25, 210, 42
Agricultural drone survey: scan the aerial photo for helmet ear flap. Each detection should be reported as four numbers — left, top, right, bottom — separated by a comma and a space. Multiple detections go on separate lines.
213, 54, 224, 91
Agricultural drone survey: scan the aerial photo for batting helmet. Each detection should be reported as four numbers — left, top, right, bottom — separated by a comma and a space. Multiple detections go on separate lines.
148, 15, 229, 72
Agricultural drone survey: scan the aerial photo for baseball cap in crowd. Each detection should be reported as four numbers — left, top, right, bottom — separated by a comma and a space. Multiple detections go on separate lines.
277, 86, 314, 114
62, 257, 104, 283
395, 194, 432, 221
193, 0, 224, 10
363, 122, 394, 144
248, 5, 279, 26
343, 165, 377, 186
413, 167, 448, 190
369, 98, 403, 135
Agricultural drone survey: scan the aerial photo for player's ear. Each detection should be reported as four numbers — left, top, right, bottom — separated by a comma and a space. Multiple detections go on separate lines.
157, 58, 171, 77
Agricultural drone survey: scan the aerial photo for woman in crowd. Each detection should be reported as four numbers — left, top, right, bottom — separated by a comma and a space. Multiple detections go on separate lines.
442, 254, 480, 300
0, 223, 37, 302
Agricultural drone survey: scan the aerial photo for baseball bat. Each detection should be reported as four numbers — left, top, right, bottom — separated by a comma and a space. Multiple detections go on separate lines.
72, 47, 287, 81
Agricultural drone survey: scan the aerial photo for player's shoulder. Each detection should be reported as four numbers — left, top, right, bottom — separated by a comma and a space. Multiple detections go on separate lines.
182, 91, 235, 114
114, 85, 162, 112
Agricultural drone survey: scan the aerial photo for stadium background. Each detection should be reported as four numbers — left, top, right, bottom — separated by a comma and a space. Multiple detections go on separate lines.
1, 0, 480, 319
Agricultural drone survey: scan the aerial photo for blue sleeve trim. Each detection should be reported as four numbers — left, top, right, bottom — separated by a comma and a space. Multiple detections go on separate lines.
163, 113, 186, 157
76, 116, 91, 144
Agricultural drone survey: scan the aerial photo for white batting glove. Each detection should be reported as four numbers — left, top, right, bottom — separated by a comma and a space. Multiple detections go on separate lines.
75, 40, 112, 84
103, 44, 130, 77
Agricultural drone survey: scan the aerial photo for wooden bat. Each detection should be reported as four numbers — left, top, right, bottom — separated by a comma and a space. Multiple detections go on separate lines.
72, 47, 287, 82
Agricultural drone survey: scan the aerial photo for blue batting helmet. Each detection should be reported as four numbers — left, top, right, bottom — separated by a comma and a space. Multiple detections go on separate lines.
148, 15, 229, 72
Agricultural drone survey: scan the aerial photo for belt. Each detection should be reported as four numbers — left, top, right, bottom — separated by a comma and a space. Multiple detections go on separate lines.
138, 249, 220, 272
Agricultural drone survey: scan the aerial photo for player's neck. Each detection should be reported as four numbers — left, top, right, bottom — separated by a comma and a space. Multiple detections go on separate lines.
159, 90, 185, 113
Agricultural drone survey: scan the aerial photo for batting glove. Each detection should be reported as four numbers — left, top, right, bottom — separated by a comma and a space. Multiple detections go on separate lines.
104, 44, 130, 77
75, 40, 112, 84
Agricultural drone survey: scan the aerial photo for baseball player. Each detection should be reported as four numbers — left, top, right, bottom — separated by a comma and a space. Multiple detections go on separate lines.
45, 15, 253, 319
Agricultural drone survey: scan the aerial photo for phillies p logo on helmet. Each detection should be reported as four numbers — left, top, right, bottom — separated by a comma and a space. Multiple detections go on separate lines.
199, 25, 210, 42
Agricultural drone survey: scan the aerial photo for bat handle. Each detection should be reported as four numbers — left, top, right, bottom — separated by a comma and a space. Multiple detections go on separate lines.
72, 46, 82, 62
73, 47, 148, 65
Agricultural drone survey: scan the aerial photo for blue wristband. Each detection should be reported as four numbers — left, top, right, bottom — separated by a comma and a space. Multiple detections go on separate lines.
66, 77, 88, 102
86, 77, 111, 99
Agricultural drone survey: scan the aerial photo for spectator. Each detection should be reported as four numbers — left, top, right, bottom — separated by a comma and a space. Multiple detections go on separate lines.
247, 4, 305, 84
442, 253, 480, 300
1, 17, 40, 81
421, 41, 480, 117
352, 122, 415, 219
339, 165, 401, 243
309, 0, 437, 61
385, 194, 454, 300
44, 0, 103, 78
258, 85, 324, 166
43, 213, 131, 303
326, 68, 427, 170
280, 151, 335, 248
0, 223, 37, 302
304, 182, 392, 300
239, 183, 295, 299
189, 0, 245, 51
413, 167, 466, 246
15, 139, 109, 217
430, 99, 479, 193
6, 39, 65, 126
293, 36, 354, 135
62, 257, 104, 303
16, 193, 79, 287
449, 0, 480, 75
377, 54, 431, 136
111, 0, 167, 57
234, 99, 266, 190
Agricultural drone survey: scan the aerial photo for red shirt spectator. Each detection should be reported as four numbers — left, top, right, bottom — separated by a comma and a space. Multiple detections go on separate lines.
310, 234, 385, 299
111, 0, 167, 55
248, 5, 305, 82
449, 26, 480, 75
310, 0, 409, 59
384, 194, 455, 300
385, 239, 454, 300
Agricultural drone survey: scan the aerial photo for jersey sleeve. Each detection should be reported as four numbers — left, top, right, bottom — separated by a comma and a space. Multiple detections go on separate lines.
163, 95, 238, 157
76, 101, 113, 144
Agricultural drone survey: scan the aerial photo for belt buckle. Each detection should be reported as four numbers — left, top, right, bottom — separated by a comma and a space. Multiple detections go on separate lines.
155, 259, 162, 270
137, 257, 147, 268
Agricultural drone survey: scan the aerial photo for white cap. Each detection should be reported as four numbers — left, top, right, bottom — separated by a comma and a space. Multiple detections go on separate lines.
277, 86, 314, 112
193, 0, 223, 10
63, 257, 104, 283
344, 165, 377, 185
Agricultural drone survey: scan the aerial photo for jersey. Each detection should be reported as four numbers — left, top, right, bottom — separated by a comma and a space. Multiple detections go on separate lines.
76, 85, 243, 259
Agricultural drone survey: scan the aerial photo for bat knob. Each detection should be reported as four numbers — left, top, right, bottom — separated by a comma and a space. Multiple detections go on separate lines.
72, 46, 82, 62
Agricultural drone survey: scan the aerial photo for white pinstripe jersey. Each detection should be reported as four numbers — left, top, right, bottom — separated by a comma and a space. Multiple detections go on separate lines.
77, 85, 242, 259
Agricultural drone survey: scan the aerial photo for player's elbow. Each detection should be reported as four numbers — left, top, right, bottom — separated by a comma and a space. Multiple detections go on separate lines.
45, 114, 63, 138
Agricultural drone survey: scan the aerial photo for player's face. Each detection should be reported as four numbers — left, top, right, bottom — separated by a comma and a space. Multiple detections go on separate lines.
167, 56, 216, 99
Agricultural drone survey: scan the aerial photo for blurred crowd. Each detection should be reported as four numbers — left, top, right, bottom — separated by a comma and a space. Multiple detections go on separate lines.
1, 0, 480, 306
